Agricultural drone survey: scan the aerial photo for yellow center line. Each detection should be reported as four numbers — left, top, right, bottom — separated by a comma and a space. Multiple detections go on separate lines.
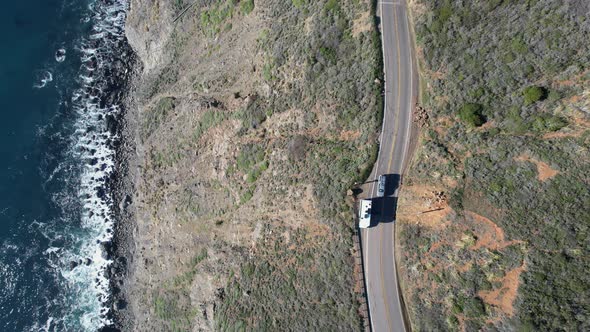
379, 3, 403, 332
380, 1, 402, 220
387, 5, 403, 174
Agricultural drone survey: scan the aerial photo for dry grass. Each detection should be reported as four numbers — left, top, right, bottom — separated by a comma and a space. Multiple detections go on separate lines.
339, 130, 362, 141
352, 11, 372, 37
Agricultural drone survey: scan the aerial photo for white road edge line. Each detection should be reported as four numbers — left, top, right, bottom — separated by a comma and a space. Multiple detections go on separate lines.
401, 2, 413, 182
364, 228, 374, 331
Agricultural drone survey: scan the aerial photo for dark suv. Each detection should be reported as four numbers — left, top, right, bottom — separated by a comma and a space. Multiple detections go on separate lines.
377, 175, 386, 197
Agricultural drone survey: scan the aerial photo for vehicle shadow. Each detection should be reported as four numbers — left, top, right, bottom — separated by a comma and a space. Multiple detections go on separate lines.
369, 174, 401, 226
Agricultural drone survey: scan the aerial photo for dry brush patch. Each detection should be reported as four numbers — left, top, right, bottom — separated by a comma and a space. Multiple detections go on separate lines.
401, 0, 590, 330
128, 0, 384, 330
399, 205, 527, 330
478, 263, 526, 319
514, 154, 559, 182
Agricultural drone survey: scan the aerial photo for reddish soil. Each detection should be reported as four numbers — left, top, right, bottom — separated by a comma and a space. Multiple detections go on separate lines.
339, 130, 362, 141
397, 184, 452, 230
514, 154, 559, 181
543, 116, 590, 140
465, 211, 523, 250
478, 263, 526, 317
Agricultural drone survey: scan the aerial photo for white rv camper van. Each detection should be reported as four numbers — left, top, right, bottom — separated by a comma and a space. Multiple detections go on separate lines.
359, 199, 372, 228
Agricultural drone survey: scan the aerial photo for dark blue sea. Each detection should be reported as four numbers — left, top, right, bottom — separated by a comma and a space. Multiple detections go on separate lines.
0, 0, 128, 330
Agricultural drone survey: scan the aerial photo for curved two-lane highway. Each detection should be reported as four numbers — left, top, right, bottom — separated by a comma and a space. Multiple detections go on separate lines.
361, 1, 417, 331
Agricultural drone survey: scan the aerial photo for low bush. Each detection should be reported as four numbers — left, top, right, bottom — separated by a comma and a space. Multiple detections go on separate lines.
459, 103, 485, 127
523, 86, 547, 105
240, 0, 254, 15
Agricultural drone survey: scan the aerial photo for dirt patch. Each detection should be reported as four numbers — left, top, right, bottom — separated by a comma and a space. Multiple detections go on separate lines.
408, 0, 429, 18
478, 263, 526, 317
397, 184, 452, 230
514, 154, 559, 181
554, 69, 590, 87
457, 262, 472, 273
543, 90, 590, 139
235, 184, 320, 233
263, 108, 305, 136
441, 175, 458, 188
474, 120, 496, 131
433, 115, 452, 137
543, 128, 586, 139
465, 211, 522, 251
543, 116, 590, 140
339, 130, 361, 141
352, 11, 372, 37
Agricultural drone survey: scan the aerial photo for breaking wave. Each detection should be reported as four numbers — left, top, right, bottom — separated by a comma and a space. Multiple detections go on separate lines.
33, 71, 53, 89
29, 0, 129, 330
55, 48, 66, 63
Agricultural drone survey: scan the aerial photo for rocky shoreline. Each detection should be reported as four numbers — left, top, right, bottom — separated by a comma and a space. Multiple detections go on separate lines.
100, 45, 141, 331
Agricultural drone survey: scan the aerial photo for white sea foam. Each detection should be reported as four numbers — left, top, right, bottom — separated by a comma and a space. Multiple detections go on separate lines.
0, 261, 17, 299
42, 0, 129, 330
55, 48, 66, 62
44, 247, 61, 255
33, 71, 53, 89
41, 317, 54, 332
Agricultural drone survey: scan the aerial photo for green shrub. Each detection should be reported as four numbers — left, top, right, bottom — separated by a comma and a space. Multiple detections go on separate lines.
240, 188, 254, 203
438, 4, 453, 23
451, 302, 463, 314
511, 37, 528, 54
173, 0, 184, 12
319, 47, 337, 64
523, 86, 547, 105
459, 103, 485, 127
531, 115, 567, 132
292, 0, 307, 8
200, 2, 235, 37
156, 97, 176, 113
325, 0, 339, 12
547, 90, 561, 102
236, 144, 265, 172
504, 107, 529, 133
241, 0, 254, 15
447, 315, 459, 329
462, 297, 486, 317
194, 110, 227, 141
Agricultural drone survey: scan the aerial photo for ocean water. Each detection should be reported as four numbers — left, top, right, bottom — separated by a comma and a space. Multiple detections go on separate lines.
0, 0, 128, 330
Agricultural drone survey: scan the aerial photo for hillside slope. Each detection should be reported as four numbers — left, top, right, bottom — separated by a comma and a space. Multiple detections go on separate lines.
399, 0, 590, 331
124, 0, 382, 330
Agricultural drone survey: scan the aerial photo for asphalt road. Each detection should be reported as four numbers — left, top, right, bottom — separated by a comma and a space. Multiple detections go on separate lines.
361, 1, 417, 331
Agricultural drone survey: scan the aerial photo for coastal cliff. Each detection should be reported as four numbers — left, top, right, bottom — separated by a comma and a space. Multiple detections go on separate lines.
122, 0, 382, 330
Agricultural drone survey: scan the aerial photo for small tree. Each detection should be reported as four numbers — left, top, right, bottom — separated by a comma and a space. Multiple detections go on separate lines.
459, 103, 485, 127
523, 86, 547, 105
